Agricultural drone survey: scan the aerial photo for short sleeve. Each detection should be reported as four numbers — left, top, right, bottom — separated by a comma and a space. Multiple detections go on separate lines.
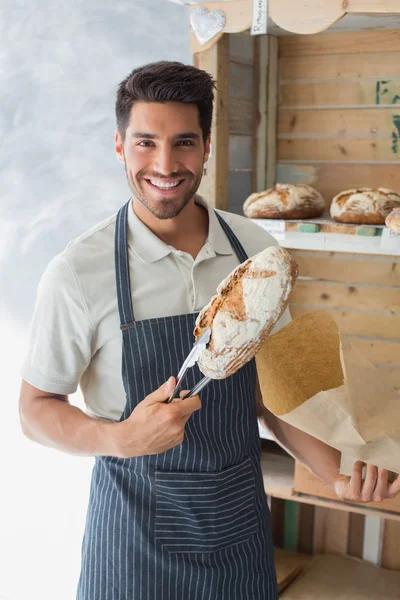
21, 254, 93, 394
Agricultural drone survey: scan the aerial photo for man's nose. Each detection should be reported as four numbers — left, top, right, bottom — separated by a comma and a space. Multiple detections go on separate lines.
153, 147, 179, 176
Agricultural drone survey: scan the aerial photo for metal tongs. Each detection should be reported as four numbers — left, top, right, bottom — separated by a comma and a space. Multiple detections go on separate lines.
166, 328, 212, 403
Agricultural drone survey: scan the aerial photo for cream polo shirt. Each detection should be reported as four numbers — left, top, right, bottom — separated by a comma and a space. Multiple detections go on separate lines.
22, 197, 291, 421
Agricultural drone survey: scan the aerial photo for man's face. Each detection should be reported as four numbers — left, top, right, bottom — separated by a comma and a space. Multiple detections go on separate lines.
115, 101, 210, 220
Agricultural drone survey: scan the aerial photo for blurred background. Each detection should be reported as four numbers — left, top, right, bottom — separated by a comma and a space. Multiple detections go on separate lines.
0, 1, 191, 598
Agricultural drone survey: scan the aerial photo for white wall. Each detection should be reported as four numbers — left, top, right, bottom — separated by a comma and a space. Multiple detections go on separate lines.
0, 2, 190, 598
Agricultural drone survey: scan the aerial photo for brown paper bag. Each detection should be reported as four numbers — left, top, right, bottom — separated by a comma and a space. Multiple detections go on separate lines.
256, 310, 400, 475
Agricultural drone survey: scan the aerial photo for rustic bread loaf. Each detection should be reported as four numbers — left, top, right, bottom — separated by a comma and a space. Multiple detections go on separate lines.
194, 246, 298, 379
243, 184, 325, 220
330, 188, 400, 225
385, 207, 400, 233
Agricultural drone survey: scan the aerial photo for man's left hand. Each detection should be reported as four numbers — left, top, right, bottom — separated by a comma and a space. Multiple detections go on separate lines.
333, 462, 400, 503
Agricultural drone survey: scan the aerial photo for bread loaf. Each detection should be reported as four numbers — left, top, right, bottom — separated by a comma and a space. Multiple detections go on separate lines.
386, 207, 400, 233
243, 184, 325, 220
194, 246, 298, 379
331, 188, 400, 225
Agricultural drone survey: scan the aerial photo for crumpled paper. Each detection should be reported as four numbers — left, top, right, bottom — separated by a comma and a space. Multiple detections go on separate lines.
256, 310, 400, 475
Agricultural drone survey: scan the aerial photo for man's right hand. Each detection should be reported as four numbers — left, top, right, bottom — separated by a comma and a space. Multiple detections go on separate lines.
110, 377, 202, 458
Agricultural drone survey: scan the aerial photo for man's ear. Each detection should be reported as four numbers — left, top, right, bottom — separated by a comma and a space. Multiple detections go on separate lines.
115, 130, 125, 164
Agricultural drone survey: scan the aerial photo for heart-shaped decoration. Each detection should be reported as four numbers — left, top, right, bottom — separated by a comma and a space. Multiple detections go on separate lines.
190, 6, 226, 46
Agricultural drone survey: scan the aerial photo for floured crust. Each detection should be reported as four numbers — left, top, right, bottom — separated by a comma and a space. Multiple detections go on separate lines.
243, 184, 325, 220
331, 188, 400, 225
194, 246, 299, 379
385, 207, 400, 233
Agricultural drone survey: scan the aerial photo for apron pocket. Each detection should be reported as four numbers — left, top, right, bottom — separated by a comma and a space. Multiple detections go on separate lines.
155, 456, 258, 554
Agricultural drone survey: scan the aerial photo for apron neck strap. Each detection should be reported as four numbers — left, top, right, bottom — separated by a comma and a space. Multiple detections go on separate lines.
115, 200, 135, 326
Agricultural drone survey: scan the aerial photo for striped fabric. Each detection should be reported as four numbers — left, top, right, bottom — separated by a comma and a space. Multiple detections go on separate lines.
76, 201, 278, 599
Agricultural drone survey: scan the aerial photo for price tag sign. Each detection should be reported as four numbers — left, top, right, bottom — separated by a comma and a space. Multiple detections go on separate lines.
380, 228, 400, 253
251, 0, 268, 35
252, 219, 285, 240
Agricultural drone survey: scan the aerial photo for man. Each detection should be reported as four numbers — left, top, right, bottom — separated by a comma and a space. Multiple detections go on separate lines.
20, 61, 400, 599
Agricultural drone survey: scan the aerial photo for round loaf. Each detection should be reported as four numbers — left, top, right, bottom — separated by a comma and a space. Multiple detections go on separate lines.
330, 188, 400, 225
385, 207, 400, 233
243, 184, 325, 220
194, 246, 298, 380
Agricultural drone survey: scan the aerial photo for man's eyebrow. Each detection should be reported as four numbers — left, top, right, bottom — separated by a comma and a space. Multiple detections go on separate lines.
174, 132, 200, 140
132, 132, 159, 139
131, 132, 200, 140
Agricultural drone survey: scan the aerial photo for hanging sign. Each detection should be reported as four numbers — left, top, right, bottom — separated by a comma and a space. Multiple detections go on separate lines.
251, 0, 268, 35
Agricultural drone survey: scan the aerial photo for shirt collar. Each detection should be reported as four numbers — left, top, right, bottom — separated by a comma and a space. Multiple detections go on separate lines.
127, 195, 233, 263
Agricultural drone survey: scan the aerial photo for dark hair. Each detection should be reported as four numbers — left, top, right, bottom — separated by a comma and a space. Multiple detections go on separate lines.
116, 61, 216, 143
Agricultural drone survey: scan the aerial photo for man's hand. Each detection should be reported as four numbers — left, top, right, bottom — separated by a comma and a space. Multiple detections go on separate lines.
333, 462, 400, 503
110, 377, 202, 459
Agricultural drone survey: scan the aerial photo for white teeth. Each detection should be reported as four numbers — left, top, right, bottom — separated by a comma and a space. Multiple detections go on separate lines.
149, 180, 181, 189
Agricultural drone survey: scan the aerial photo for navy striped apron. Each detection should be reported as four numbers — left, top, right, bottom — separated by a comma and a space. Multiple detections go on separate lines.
77, 200, 277, 599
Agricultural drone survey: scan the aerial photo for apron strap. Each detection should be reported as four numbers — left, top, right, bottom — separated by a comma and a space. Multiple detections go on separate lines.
115, 200, 135, 326
214, 210, 249, 264
114, 202, 250, 326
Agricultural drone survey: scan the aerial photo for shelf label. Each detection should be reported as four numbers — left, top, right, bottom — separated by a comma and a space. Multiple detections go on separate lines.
251, 0, 268, 35
380, 228, 400, 252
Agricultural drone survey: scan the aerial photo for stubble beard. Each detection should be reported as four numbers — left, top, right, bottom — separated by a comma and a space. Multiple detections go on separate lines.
125, 165, 203, 220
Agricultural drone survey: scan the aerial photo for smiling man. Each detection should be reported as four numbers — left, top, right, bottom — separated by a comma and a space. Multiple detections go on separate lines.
19, 61, 400, 600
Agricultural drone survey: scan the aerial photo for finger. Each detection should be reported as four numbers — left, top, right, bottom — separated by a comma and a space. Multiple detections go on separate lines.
361, 464, 378, 502
146, 377, 176, 404
350, 461, 364, 500
373, 468, 389, 502
388, 474, 400, 498
173, 394, 202, 417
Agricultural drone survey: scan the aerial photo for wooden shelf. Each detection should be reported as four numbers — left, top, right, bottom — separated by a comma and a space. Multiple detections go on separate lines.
261, 450, 400, 523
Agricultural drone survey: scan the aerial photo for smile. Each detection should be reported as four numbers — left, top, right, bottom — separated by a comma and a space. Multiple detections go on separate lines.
145, 179, 185, 191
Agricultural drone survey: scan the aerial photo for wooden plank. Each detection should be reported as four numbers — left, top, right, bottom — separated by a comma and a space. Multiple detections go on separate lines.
280, 52, 400, 82
313, 506, 351, 554
194, 35, 230, 210
229, 97, 253, 135
348, 338, 400, 368
289, 306, 400, 342
289, 250, 400, 287
276, 163, 400, 205
347, 512, 365, 558
274, 548, 311, 594
267, 36, 279, 189
227, 169, 251, 214
278, 137, 400, 163
280, 79, 400, 108
291, 280, 400, 314
229, 31, 254, 65
278, 108, 400, 138
279, 30, 400, 58
381, 520, 400, 569
254, 34, 268, 192
325, 509, 351, 555
271, 2, 400, 36
297, 503, 315, 554
229, 60, 254, 99
229, 135, 253, 170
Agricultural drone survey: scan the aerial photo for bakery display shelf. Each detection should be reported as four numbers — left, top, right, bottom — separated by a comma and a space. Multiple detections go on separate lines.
261, 448, 400, 523
251, 217, 400, 256
251, 214, 388, 236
